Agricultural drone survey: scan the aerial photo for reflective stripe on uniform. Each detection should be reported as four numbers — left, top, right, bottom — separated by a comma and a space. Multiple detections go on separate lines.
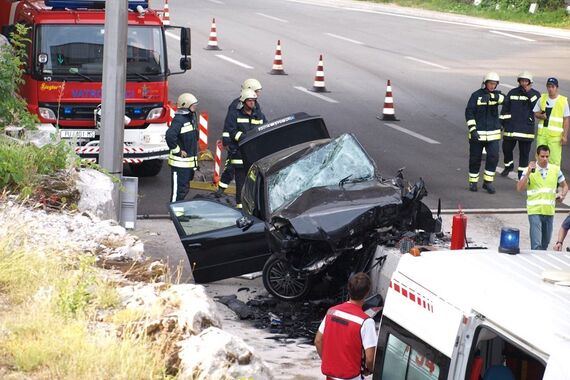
236, 203, 242, 209
469, 173, 479, 183
230, 158, 243, 165
218, 181, 229, 189
527, 199, 556, 206
168, 155, 197, 168
467, 119, 476, 127
504, 132, 535, 139
251, 119, 264, 125
171, 145, 181, 154
171, 172, 178, 203
483, 170, 495, 182
538, 125, 564, 133
510, 95, 529, 101
527, 188, 557, 196
180, 122, 194, 134
328, 309, 365, 326
235, 131, 243, 141
222, 132, 230, 137
504, 161, 514, 167
530, 95, 538, 102
236, 118, 250, 123
500, 114, 511, 120
469, 126, 477, 132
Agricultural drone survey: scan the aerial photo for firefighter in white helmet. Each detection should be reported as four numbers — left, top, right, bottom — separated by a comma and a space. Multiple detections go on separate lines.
499, 71, 541, 179
216, 88, 267, 208
166, 93, 199, 202
465, 72, 504, 194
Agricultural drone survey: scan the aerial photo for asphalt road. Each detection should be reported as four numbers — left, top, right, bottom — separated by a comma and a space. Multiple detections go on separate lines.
137, 0, 570, 215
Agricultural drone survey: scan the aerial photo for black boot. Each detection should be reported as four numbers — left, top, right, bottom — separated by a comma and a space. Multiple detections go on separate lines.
500, 166, 512, 177
469, 183, 478, 192
214, 187, 225, 198
482, 181, 496, 194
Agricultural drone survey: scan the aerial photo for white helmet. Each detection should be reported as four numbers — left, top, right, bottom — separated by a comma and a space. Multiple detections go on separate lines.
177, 93, 198, 109
240, 88, 258, 102
241, 78, 262, 92
483, 72, 500, 84
517, 71, 533, 84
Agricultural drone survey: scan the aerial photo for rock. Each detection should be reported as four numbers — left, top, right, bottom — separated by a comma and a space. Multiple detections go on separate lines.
76, 169, 117, 220
178, 327, 273, 380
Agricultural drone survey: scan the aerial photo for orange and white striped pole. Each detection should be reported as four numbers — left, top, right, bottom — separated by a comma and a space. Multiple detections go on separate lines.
198, 112, 208, 152
162, 0, 171, 26
205, 18, 221, 50
269, 39, 287, 75
311, 54, 328, 93
379, 80, 399, 121
213, 139, 222, 184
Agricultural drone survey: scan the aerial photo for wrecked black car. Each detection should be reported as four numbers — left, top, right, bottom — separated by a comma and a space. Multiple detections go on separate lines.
169, 113, 441, 301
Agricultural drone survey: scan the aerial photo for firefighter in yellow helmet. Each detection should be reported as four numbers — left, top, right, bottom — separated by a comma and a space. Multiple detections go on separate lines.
165, 93, 199, 202
465, 72, 504, 194
216, 88, 267, 208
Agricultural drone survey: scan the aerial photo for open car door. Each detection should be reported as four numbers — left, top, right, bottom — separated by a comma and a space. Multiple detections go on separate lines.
169, 199, 270, 283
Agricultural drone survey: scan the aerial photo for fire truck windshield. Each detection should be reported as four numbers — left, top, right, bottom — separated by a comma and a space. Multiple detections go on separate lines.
35, 25, 166, 81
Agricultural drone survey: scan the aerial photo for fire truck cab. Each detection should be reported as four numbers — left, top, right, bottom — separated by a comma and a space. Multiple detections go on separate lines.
0, 0, 191, 176
373, 250, 570, 380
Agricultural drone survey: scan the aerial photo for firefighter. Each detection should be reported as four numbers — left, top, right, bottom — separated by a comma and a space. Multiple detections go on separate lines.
500, 71, 540, 179
216, 88, 267, 208
215, 79, 264, 200
166, 93, 199, 202
314, 273, 377, 379
465, 72, 504, 194
533, 77, 570, 166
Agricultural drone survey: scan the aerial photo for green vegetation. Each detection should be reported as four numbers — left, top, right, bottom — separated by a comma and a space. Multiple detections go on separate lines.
0, 225, 174, 379
361, 0, 570, 28
0, 24, 38, 130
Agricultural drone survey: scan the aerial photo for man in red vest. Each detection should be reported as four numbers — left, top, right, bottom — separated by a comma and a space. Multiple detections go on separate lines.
314, 273, 377, 379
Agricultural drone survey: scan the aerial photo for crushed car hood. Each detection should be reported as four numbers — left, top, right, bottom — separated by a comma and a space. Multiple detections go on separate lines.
273, 181, 402, 240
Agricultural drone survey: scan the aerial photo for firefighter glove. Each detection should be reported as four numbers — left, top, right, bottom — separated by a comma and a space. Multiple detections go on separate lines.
470, 129, 480, 141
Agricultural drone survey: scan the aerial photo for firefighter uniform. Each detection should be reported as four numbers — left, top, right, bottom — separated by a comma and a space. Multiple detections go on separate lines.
465, 83, 504, 193
219, 94, 266, 208
535, 93, 569, 166
320, 302, 371, 380
166, 107, 198, 203
500, 84, 540, 179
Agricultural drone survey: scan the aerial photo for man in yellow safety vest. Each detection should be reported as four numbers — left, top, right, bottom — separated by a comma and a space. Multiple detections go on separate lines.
533, 77, 570, 166
517, 145, 568, 250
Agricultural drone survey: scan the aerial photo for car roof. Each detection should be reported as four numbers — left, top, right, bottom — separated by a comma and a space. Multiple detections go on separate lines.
395, 250, 570, 357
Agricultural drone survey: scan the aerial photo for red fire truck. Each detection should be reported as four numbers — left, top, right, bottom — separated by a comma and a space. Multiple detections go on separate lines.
0, 0, 191, 176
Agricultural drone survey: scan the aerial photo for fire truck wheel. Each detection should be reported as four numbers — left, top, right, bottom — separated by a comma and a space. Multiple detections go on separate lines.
129, 159, 163, 177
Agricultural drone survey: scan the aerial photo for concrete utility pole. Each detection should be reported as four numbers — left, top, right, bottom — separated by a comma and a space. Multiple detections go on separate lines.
99, 0, 128, 221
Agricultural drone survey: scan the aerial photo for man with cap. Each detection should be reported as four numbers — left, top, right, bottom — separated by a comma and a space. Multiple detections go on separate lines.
166, 93, 199, 202
533, 77, 570, 166
500, 71, 541, 179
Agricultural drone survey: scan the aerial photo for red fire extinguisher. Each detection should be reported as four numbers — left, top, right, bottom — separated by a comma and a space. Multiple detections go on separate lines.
450, 210, 467, 250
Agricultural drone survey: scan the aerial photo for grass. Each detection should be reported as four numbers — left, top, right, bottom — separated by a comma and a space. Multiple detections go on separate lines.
0, 225, 175, 379
360, 0, 570, 28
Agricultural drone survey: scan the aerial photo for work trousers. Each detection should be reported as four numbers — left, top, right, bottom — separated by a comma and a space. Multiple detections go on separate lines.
537, 135, 562, 166
219, 162, 246, 207
170, 166, 194, 202
502, 139, 532, 179
528, 214, 553, 250
469, 140, 499, 184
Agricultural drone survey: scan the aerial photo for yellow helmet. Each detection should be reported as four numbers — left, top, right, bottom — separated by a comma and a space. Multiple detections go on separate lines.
483, 72, 500, 83
239, 88, 258, 102
241, 78, 262, 91
177, 93, 198, 109
517, 71, 533, 84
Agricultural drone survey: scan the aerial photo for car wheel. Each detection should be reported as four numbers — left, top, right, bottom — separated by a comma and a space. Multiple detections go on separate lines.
263, 254, 311, 301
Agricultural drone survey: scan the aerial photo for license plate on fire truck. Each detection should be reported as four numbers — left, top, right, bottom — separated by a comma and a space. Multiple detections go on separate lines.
60, 130, 96, 139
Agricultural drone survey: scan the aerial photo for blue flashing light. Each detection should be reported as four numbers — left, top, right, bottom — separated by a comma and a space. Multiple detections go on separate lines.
45, 0, 149, 11
132, 108, 143, 115
499, 228, 520, 255
63, 107, 73, 115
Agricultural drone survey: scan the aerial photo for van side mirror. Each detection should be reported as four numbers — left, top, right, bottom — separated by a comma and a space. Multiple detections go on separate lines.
180, 27, 191, 56
236, 216, 254, 231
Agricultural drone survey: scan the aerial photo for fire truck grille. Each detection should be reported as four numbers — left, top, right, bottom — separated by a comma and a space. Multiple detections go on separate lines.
40, 103, 163, 122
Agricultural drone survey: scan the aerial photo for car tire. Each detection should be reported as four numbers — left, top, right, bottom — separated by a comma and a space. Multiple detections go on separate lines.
129, 159, 163, 177
262, 254, 311, 301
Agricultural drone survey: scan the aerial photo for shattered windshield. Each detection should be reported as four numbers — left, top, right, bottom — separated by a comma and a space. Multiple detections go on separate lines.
268, 134, 376, 213
35, 25, 166, 79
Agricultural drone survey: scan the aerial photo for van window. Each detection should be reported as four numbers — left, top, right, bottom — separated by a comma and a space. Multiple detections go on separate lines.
374, 317, 450, 380
465, 326, 545, 380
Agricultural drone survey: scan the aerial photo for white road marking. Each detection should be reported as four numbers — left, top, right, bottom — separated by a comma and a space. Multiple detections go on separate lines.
256, 12, 288, 23
165, 31, 180, 41
500, 83, 516, 89
384, 123, 441, 144
208, 0, 224, 4
404, 56, 449, 70
324, 32, 364, 45
490, 30, 535, 42
293, 86, 339, 103
497, 166, 570, 207
215, 54, 253, 69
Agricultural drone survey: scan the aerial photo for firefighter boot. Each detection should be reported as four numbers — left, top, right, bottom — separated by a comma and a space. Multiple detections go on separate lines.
482, 181, 496, 194
469, 183, 478, 192
214, 187, 225, 198
500, 166, 512, 177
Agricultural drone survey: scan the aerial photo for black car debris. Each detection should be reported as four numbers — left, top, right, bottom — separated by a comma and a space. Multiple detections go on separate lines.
169, 113, 441, 301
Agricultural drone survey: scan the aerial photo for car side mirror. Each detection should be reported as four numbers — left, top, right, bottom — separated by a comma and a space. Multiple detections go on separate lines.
236, 216, 254, 231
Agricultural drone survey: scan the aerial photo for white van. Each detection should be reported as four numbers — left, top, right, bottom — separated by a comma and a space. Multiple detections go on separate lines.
372, 250, 570, 380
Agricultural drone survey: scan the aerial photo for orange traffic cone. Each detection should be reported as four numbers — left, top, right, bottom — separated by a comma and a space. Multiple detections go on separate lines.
311, 54, 328, 93
379, 80, 399, 121
269, 40, 287, 75
205, 18, 221, 50
162, 0, 171, 26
